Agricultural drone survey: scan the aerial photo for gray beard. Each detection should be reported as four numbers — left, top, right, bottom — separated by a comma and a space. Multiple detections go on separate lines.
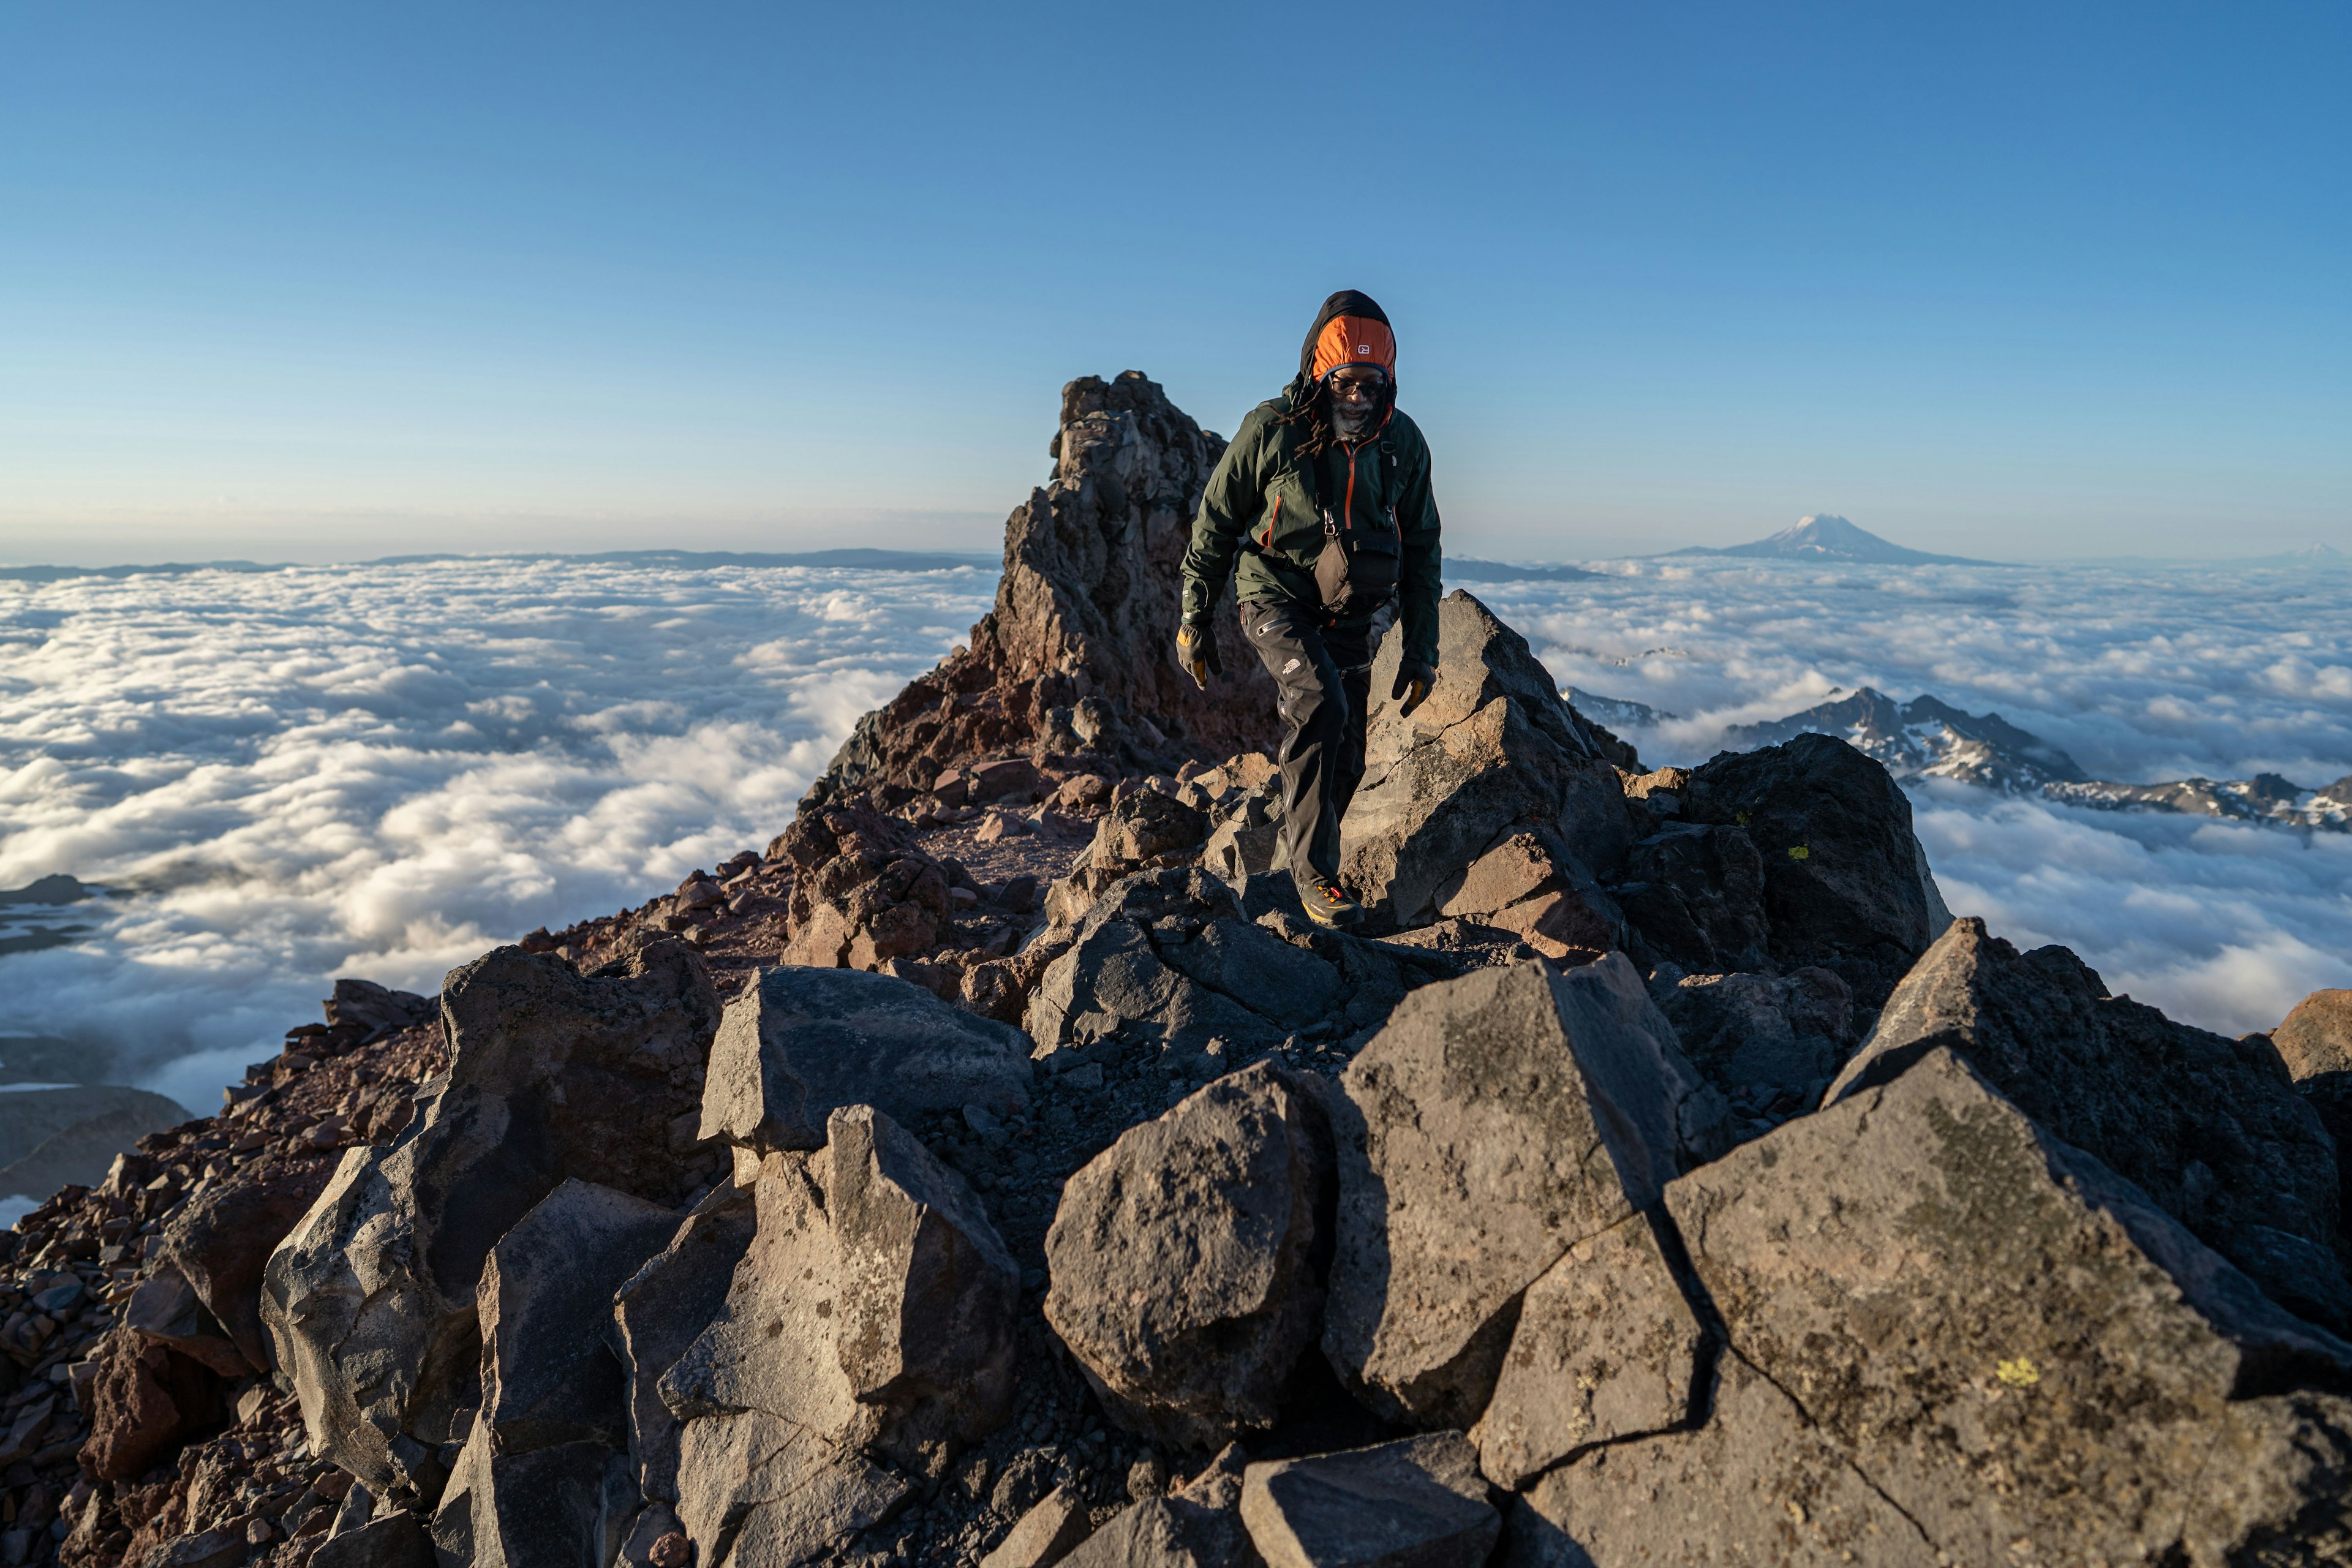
1331, 402, 1375, 438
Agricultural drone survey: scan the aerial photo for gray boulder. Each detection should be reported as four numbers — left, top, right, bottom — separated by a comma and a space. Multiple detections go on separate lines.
1680, 732, 1935, 1007
1344, 591, 1634, 929
1501, 1353, 1937, 1567
1471, 1212, 1703, 1488
1241, 1432, 1497, 1568
1670, 1044, 2352, 1566
478, 1178, 680, 1455
1828, 918, 2350, 1328
1651, 966, 1853, 1109
662, 1106, 1016, 1563
699, 965, 1031, 1155
611, 1180, 760, 1503
262, 939, 719, 1491
1024, 870, 1346, 1061
1045, 1061, 1334, 1447
1322, 959, 1727, 1428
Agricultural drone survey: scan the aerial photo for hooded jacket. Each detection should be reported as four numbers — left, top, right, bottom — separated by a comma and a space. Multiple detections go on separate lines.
1180, 292, 1443, 667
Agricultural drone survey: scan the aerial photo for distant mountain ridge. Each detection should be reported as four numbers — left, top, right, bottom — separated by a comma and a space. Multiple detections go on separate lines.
1670, 514, 1999, 566
1571, 682, 2351, 832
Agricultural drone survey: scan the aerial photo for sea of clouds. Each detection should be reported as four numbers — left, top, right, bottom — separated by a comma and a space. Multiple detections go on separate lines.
1, 554, 2346, 1132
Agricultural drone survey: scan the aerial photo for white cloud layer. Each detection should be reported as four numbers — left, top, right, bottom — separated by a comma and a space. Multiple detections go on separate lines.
1, 554, 2345, 1114
0, 559, 997, 1110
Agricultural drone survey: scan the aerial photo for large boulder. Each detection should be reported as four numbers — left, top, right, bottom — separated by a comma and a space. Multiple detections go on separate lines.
430, 1182, 676, 1568
1502, 1353, 1937, 1567
611, 1182, 760, 1505
1240, 1433, 1498, 1568
1023, 870, 1348, 1062
1470, 1212, 1704, 1489
1679, 732, 1937, 1006
1666, 1045, 2352, 1565
661, 1106, 1017, 1563
1321, 959, 1727, 1428
262, 940, 720, 1491
809, 372, 1279, 807
1044, 1061, 1334, 1448
1344, 592, 1634, 928
2277, 987, 2352, 1268
78, 1330, 228, 1482
1829, 918, 2350, 1328
699, 966, 1032, 1156
768, 805, 954, 972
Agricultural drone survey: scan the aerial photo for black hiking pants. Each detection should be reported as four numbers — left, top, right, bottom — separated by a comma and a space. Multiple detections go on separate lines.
1239, 598, 1373, 891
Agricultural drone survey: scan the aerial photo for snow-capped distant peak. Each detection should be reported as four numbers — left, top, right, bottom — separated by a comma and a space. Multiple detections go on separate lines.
1668, 514, 1999, 566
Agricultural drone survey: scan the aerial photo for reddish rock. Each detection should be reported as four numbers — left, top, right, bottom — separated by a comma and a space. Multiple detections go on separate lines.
80, 1330, 228, 1482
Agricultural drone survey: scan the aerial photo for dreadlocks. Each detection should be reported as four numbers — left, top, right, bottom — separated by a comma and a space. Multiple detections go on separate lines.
1272, 372, 1394, 458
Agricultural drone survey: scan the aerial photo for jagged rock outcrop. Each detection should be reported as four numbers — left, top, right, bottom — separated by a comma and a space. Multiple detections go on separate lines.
699, 965, 1032, 1156
1830, 918, 2350, 1328
1044, 1062, 1333, 1448
262, 940, 720, 1493
1610, 821, 1770, 974
810, 372, 1278, 810
1321, 959, 1727, 1428
1344, 592, 1633, 929
1661, 1045, 2352, 1566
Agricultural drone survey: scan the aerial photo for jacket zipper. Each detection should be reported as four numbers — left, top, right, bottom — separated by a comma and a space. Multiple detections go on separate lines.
1257, 495, 1280, 549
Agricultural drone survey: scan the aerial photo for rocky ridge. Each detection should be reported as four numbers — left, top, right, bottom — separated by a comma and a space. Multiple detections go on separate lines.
4, 377, 2350, 1567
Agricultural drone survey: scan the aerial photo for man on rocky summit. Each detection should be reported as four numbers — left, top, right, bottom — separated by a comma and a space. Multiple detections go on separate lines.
1177, 290, 1441, 928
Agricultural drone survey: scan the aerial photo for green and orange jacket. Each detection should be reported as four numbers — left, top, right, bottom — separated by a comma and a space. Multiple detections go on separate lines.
1180, 390, 1443, 668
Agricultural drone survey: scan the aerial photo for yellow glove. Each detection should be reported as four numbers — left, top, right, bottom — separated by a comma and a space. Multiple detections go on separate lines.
1392, 658, 1435, 717
1175, 621, 1223, 690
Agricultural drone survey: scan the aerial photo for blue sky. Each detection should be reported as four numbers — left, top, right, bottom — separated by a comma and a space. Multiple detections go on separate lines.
2, 2, 2345, 564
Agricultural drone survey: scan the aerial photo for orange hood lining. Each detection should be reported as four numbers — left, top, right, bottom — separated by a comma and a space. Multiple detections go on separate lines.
1311, 315, 1396, 383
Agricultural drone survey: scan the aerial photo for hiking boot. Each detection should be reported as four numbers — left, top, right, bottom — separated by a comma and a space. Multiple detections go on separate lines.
1300, 878, 1363, 929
